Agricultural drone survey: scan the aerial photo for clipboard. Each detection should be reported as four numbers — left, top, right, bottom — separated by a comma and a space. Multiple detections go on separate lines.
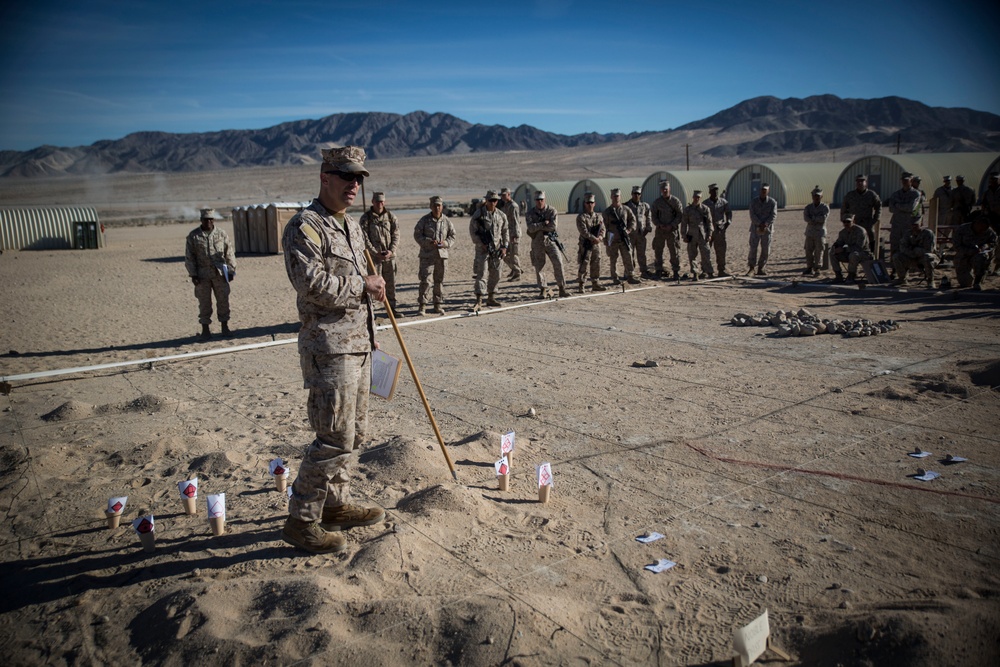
370, 349, 402, 400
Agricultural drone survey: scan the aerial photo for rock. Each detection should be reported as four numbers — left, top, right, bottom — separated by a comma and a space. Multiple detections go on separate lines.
839, 600, 851, 609
528, 407, 537, 417
717, 565, 731, 574
757, 575, 768, 584
645, 360, 659, 368
826, 322, 837, 334
777, 325, 792, 337
801, 324, 817, 336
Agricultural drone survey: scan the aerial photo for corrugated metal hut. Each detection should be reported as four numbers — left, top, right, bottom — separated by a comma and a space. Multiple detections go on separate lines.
567, 178, 638, 213
1, 206, 104, 251
832, 153, 998, 205
640, 170, 735, 205
726, 163, 848, 210
977, 154, 1000, 198
512, 181, 576, 213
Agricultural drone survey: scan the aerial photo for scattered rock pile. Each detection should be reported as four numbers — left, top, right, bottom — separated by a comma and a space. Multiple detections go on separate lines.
730, 308, 900, 338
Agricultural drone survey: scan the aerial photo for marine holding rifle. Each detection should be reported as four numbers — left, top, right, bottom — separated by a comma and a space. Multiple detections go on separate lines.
469, 190, 509, 309
681, 190, 714, 280
575, 192, 608, 293
603, 187, 642, 285
526, 190, 570, 298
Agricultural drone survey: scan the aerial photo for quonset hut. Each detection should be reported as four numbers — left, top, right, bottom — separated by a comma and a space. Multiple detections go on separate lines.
512, 181, 576, 213
1, 206, 104, 251
725, 163, 848, 210
567, 178, 639, 213
977, 154, 1000, 199
640, 170, 735, 205
832, 153, 999, 205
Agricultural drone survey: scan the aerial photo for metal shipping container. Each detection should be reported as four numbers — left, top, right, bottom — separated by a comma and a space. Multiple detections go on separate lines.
1, 206, 103, 251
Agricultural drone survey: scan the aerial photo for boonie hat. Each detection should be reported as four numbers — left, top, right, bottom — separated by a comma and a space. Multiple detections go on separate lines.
200, 208, 219, 220
486, 190, 500, 200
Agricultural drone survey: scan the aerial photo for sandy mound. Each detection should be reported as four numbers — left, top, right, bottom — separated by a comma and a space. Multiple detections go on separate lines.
0, 445, 27, 478
187, 451, 246, 478
866, 387, 918, 401
358, 435, 451, 483
396, 483, 489, 518
97, 393, 174, 414
792, 615, 928, 666
40, 399, 95, 422
960, 359, 1000, 389
910, 373, 971, 399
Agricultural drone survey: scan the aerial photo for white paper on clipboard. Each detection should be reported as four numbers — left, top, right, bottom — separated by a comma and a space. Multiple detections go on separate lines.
370, 349, 402, 400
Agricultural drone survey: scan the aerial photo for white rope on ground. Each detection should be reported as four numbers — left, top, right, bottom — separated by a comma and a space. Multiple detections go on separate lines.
0, 285, 661, 387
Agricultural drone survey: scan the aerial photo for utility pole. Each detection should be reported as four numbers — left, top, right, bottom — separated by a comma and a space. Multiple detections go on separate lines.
896, 133, 901, 155
685, 144, 690, 171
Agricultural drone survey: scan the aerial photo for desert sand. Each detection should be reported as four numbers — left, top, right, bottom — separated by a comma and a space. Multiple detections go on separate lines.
1, 156, 999, 666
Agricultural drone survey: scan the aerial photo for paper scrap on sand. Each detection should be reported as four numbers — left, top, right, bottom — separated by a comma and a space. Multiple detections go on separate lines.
908, 450, 931, 458
501, 430, 515, 454
944, 455, 967, 463
636, 532, 665, 543
914, 470, 940, 481
644, 559, 676, 573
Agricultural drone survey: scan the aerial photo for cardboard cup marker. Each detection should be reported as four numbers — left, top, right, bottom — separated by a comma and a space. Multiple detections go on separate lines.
495, 455, 510, 491
132, 515, 156, 552
500, 431, 515, 469
178, 478, 199, 515
269, 458, 290, 493
536, 462, 553, 503
206, 493, 226, 536
106, 496, 127, 529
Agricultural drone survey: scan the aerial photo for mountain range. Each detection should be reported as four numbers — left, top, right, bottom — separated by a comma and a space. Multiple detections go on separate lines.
1, 95, 998, 178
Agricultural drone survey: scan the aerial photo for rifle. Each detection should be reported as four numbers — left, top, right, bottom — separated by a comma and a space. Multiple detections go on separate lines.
475, 218, 498, 258
545, 230, 566, 254
609, 207, 632, 253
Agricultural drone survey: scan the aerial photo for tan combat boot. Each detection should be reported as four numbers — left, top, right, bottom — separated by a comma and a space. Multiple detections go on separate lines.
591, 280, 607, 292
558, 285, 570, 298
538, 287, 548, 299
432, 302, 445, 314
282, 516, 346, 553
473, 296, 483, 310
321, 504, 386, 532
486, 293, 502, 307
577, 281, 585, 294
417, 304, 426, 316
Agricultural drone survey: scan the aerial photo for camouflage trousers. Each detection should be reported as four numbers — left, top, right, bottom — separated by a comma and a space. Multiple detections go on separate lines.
832, 249, 868, 279
804, 233, 826, 272
606, 240, 635, 280
712, 229, 728, 274
289, 351, 370, 522
372, 258, 397, 307
652, 226, 680, 274
685, 228, 713, 276
629, 230, 649, 274
892, 252, 937, 281
955, 251, 992, 288
473, 248, 502, 296
503, 237, 522, 273
748, 226, 773, 271
417, 256, 447, 306
577, 241, 601, 282
530, 235, 567, 289
194, 272, 230, 325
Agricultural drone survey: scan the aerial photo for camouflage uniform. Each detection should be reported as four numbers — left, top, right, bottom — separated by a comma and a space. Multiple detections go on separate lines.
803, 201, 830, 273
705, 193, 732, 275
624, 196, 652, 275
892, 227, 938, 283
603, 203, 638, 281
526, 204, 568, 293
748, 193, 777, 272
841, 187, 882, 251
499, 198, 522, 277
576, 210, 605, 283
952, 221, 997, 288
413, 212, 456, 309
932, 184, 954, 228
951, 184, 976, 225
185, 225, 236, 326
469, 205, 509, 297
886, 187, 922, 257
681, 201, 713, 277
651, 193, 683, 276
360, 207, 400, 309
981, 182, 1000, 272
282, 199, 376, 522
831, 224, 870, 280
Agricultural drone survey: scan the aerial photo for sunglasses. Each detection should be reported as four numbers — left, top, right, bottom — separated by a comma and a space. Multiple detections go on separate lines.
326, 171, 365, 184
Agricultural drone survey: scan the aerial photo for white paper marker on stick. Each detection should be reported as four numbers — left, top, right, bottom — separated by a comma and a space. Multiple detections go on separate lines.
914, 469, 940, 481
644, 559, 676, 573
536, 462, 553, 503
909, 447, 931, 458
207, 493, 226, 536
106, 496, 127, 529
501, 431, 515, 468
178, 478, 199, 515
269, 458, 289, 492
495, 455, 510, 491
132, 515, 156, 552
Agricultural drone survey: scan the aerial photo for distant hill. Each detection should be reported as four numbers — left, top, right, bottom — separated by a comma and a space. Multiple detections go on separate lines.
2, 95, 998, 177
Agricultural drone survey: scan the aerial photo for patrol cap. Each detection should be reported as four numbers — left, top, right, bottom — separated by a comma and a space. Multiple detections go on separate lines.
900, 172, 913, 179
990, 171, 999, 179
708, 183, 719, 190
583, 193, 596, 203
200, 207, 220, 220
692, 190, 702, 197
855, 174, 867, 181
610, 188, 621, 196
430, 196, 443, 205
911, 175, 922, 184
486, 190, 500, 200
535, 191, 546, 200
811, 185, 823, 196
956, 175, 965, 181
372, 192, 386, 202
321, 146, 369, 176
761, 183, 770, 189
943, 175, 952, 181
659, 180, 669, 189
500, 187, 511, 195
631, 185, 642, 194
842, 213, 856, 222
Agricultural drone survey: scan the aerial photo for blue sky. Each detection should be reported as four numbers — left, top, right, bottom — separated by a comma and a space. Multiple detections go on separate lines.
1, 0, 997, 151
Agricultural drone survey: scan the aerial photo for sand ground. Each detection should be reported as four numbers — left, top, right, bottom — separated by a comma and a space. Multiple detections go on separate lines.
1, 163, 999, 666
